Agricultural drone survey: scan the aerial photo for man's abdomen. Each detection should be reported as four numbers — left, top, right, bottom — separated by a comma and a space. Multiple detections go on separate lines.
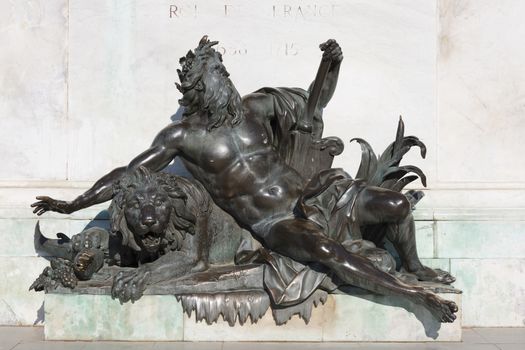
205, 153, 304, 227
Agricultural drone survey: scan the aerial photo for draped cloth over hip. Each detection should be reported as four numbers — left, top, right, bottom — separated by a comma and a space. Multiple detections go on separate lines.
238, 168, 366, 306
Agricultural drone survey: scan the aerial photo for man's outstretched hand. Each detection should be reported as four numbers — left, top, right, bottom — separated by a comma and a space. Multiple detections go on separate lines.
320, 39, 343, 63
31, 196, 73, 216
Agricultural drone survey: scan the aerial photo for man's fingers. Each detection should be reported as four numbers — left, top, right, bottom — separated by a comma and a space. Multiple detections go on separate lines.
320, 39, 336, 51
32, 197, 51, 215
322, 45, 343, 63
32, 204, 49, 215
323, 46, 337, 56
322, 44, 341, 56
323, 39, 335, 47
327, 45, 341, 56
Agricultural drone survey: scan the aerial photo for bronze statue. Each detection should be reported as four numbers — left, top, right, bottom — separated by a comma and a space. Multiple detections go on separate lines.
31, 36, 458, 323
31, 167, 250, 302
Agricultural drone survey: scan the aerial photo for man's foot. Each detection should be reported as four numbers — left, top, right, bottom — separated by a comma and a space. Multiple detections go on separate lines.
422, 292, 458, 323
411, 266, 456, 284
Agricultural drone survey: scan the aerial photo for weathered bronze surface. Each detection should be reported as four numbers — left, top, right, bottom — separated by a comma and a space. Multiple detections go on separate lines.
31, 36, 460, 325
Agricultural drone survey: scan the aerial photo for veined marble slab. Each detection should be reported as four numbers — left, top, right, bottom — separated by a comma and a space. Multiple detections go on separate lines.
437, 0, 525, 184
436, 221, 525, 259
0, 0, 68, 181
44, 292, 461, 342
45, 294, 183, 341
451, 258, 525, 327
0, 257, 49, 326
65, 0, 437, 183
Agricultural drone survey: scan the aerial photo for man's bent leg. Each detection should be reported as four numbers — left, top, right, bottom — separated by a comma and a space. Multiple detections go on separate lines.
263, 218, 457, 322
355, 187, 455, 284
386, 215, 455, 284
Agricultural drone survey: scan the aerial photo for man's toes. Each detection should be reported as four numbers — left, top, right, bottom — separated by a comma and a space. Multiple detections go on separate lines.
445, 274, 456, 284
437, 272, 456, 284
441, 301, 458, 322
443, 313, 456, 323
447, 300, 458, 313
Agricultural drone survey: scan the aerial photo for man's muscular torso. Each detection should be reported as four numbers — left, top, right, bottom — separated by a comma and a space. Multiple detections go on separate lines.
166, 95, 304, 228
31, 39, 343, 224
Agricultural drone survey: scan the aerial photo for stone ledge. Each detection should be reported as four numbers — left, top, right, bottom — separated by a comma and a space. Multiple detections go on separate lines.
44, 292, 461, 342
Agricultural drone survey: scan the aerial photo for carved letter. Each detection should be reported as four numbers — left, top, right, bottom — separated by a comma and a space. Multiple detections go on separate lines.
169, 5, 179, 18
296, 6, 304, 18
224, 4, 232, 16
285, 43, 298, 56
283, 5, 291, 17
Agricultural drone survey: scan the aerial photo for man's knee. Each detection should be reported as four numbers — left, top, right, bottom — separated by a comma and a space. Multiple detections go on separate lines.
387, 192, 411, 221
314, 238, 346, 262
358, 187, 411, 223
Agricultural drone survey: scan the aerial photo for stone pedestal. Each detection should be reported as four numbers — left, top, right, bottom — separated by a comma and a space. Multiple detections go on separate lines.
44, 292, 462, 342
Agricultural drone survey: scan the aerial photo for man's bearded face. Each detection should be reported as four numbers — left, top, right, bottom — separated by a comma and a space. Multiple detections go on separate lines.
176, 39, 229, 109
175, 37, 243, 130
176, 36, 229, 100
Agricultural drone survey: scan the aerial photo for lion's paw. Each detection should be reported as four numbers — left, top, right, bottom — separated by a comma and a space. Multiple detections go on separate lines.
111, 269, 151, 304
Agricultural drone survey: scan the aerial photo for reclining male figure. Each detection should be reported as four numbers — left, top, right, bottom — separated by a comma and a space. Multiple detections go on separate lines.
32, 37, 457, 322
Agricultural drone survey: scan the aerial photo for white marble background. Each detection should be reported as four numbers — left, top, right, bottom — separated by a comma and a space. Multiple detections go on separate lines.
0, 0, 524, 328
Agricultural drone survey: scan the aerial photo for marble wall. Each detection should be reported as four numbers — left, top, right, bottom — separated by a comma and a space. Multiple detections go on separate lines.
0, 0, 523, 328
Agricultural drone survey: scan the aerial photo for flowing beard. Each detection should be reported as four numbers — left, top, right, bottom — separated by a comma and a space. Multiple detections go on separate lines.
179, 73, 243, 130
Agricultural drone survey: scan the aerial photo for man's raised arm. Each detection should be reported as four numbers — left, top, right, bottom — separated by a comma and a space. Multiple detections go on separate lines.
31, 124, 184, 215
313, 39, 343, 109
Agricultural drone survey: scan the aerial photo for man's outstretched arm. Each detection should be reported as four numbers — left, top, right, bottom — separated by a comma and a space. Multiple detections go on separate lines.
31, 124, 183, 215
312, 39, 343, 108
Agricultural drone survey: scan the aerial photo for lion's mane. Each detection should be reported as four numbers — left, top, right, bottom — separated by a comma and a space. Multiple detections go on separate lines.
108, 166, 211, 254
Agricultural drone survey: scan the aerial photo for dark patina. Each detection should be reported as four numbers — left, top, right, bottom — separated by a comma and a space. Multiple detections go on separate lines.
31, 36, 459, 324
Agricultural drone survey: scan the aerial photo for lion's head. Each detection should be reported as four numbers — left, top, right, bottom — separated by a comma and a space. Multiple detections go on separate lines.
176, 35, 243, 131
109, 167, 210, 256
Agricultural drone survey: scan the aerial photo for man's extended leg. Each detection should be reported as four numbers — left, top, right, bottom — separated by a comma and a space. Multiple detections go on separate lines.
355, 186, 455, 284
263, 218, 457, 322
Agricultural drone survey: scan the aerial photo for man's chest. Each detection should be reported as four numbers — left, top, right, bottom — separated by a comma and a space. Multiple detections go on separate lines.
180, 120, 272, 171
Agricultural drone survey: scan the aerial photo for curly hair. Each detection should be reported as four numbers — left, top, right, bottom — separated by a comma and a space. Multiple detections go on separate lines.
176, 35, 243, 131
108, 166, 211, 253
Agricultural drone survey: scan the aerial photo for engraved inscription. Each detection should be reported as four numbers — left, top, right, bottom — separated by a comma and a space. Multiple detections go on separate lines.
216, 45, 248, 56
272, 4, 338, 18
224, 4, 232, 16
167, 3, 338, 57
169, 3, 339, 19
271, 42, 300, 56
169, 4, 198, 18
